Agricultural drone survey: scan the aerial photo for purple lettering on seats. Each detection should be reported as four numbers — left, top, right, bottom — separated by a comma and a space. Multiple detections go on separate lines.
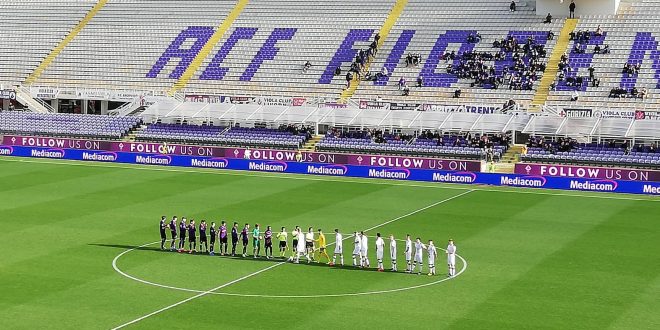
146, 26, 215, 79
418, 30, 476, 87
319, 29, 374, 84
240, 28, 297, 81
374, 30, 415, 86
200, 27, 258, 80
557, 33, 606, 92
620, 32, 660, 89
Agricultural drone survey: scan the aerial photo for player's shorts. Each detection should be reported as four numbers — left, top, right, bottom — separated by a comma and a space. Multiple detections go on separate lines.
189, 236, 196, 242
200, 235, 207, 242
352, 246, 361, 255
210, 236, 216, 243
220, 236, 228, 244
319, 247, 326, 253
360, 249, 368, 258
242, 239, 248, 246
265, 239, 272, 247
160, 232, 167, 239
292, 239, 298, 247
180, 233, 186, 239
253, 239, 260, 247
376, 250, 384, 260
279, 241, 287, 249
334, 246, 342, 254
428, 257, 435, 266
414, 254, 423, 263
447, 254, 456, 266
390, 251, 397, 260
405, 253, 412, 261
305, 241, 313, 249
170, 232, 177, 239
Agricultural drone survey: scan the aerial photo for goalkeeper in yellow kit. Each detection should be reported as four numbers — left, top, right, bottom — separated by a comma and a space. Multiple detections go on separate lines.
316, 229, 331, 264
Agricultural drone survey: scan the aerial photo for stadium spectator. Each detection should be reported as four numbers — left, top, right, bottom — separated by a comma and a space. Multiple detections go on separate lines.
547, 31, 555, 40
402, 84, 410, 96
334, 66, 342, 76
454, 89, 462, 98
595, 25, 604, 36
609, 87, 627, 98
398, 77, 406, 90
544, 13, 552, 23
417, 76, 423, 87
569, 0, 576, 18
510, 1, 516, 12
588, 66, 595, 81
571, 90, 579, 101
302, 61, 312, 73
345, 72, 353, 89
640, 88, 648, 99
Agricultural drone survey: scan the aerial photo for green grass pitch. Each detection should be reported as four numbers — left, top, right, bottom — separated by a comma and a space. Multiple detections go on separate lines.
0, 157, 658, 329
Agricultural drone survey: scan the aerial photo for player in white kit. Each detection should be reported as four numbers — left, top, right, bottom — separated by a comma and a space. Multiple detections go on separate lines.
352, 232, 361, 266
389, 235, 397, 272
413, 238, 426, 275
359, 231, 370, 268
375, 233, 385, 272
404, 234, 413, 273
294, 229, 306, 264
427, 240, 437, 276
446, 239, 457, 277
330, 229, 344, 266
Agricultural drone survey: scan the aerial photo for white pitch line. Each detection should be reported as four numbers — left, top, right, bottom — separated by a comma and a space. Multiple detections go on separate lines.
111, 190, 472, 327
112, 241, 468, 299
111, 262, 284, 330
1, 157, 657, 202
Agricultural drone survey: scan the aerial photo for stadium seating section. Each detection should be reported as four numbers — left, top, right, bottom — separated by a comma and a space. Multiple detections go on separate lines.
522, 142, 660, 168
0, 112, 140, 139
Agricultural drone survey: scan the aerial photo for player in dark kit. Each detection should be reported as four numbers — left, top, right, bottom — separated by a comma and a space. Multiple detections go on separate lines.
231, 222, 239, 256
219, 221, 228, 255
199, 220, 208, 253
264, 226, 273, 259
240, 223, 250, 257
178, 218, 187, 251
209, 222, 216, 256
188, 219, 197, 253
159, 216, 167, 250
169, 216, 178, 251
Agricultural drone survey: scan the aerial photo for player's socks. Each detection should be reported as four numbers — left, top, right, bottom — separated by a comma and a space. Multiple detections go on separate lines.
340, 256, 344, 266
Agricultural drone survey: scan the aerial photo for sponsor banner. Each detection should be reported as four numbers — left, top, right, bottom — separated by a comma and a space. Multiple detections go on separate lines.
75, 88, 111, 100
359, 100, 390, 110
0, 89, 16, 100
253, 96, 307, 107
515, 163, 660, 182
110, 90, 147, 102
185, 94, 225, 103
2, 136, 483, 172
3, 145, 658, 195
321, 102, 348, 109
421, 103, 502, 114
226, 96, 255, 104
561, 108, 593, 118
30, 86, 59, 99
389, 102, 420, 111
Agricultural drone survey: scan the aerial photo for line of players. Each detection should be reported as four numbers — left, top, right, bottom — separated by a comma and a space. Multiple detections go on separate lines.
160, 216, 458, 277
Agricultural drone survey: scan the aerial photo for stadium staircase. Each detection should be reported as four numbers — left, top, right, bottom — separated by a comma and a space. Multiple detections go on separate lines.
500, 144, 524, 163
300, 135, 324, 151
168, 0, 250, 96
123, 124, 146, 142
24, 0, 109, 85
339, 0, 409, 102
531, 18, 579, 109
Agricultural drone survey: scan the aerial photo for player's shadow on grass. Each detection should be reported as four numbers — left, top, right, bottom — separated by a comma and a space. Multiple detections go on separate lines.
90, 243, 399, 274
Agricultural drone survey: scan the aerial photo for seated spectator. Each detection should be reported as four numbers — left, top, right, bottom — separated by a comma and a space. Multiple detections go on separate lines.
592, 78, 600, 87
547, 31, 555, 40
594, 44, 601, 54
398, 77, 406, 90
302, 61, 312, 73
571, 90, 579, 101
595, 25, 604, 36
405, 53, 413, 66
417, 76, 423, 87
510, 1, 516, 12
639, 88, 648, 99
334, 66, 342, 76
544, 13, 552, 23
602, 45, 611, 54
454, 89, 462, 98
631, 87, 639, 98
402, 84, 410, 96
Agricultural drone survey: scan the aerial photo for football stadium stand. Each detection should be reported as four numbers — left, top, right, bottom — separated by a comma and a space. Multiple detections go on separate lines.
0, 111, 140, 139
